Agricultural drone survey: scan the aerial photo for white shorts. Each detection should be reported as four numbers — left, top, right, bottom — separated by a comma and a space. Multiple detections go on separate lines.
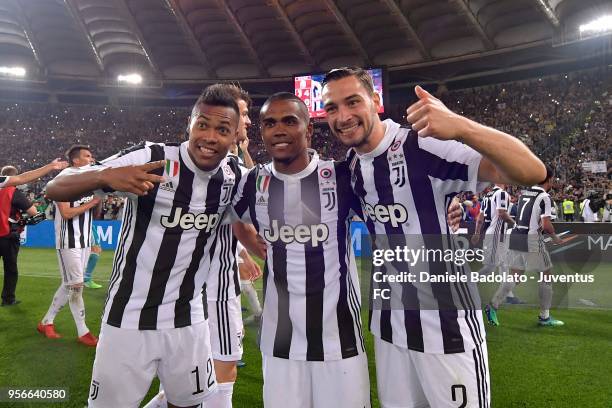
262, 353, 370, 408
375, 338, 490, 408
88, 321, 216, 408
482, 234, 507, 267
508, 250, 553, 272
207, 296, 244, 361
57, 247, 90, 286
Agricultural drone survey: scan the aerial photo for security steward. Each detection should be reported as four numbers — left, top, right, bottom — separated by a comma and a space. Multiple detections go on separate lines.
562, 197, 575, 222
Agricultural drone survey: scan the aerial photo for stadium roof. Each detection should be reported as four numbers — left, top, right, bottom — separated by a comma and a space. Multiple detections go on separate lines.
0, 0, 610, 91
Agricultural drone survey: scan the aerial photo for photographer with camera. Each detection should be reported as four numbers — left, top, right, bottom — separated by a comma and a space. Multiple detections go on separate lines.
0, 166, 41, 306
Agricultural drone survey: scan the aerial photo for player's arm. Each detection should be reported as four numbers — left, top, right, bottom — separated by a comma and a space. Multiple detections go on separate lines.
237, 245, 262, 281
406, 86, 546, 186
233, 222, 266, 259
46, 161, 165, 202
3, 159, 68, 187
239, 137, 255, 169
56, 198, 101, 220
541, 216, 561, 244
498, 209, 515, 228
471, 211, 485, 245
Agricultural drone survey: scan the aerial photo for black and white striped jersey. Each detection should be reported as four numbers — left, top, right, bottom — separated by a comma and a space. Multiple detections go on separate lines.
509, 186, 552, 253
205, 223, 240, 301
53, 178, 95, 249
78, 141, 245, 330
480, 190, 494, 223
205, 152, 244, 302
484, 186, 510, 242
348, 119, 486, 354
0, 176, 9, 188
232, 150, 365, 361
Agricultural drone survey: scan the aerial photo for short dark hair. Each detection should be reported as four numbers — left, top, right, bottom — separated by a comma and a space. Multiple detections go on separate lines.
221, 83, 252, 109
1, 166, 18, 176
65, 145, 91, 166
260, 92, 310, 124
541, 164, 554, 184
322, 66, 375, 96
193, 84, 240, 118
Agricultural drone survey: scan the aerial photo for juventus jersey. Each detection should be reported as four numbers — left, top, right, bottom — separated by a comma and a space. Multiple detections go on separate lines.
81, 141, 245, 330
205, 152, 244, 301
0, 176, 9, 188
232, 150, 365, 361
54, 181, 95, 249
480, 190, 494, 224
509, 186, 552, 253
348, 119, 486, 354
484, 187, 510, 242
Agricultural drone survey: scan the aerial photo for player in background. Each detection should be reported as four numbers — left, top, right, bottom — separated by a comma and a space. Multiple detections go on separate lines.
322, 67, 546, 408
472, 185, 519, 303
486, 166, 564, 327
46, 85, 264, 408
231, 93, 370, 407
0, 158, 67, 188
38, 145, 100, 346
84, 215, 103, 289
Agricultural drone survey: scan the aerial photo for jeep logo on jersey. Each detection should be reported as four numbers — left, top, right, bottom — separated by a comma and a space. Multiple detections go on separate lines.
263, 220, 329, 247
363, 203, 408, 227
160, 207, 220, 232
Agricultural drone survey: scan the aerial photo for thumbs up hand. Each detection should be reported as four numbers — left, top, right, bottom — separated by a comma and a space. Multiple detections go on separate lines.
406, 85, 469, 141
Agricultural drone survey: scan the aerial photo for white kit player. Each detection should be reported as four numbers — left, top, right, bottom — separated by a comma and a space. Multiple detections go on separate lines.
322, 67, 546, 407
486, 166, 564, 327
38, 145, 100, 347
231, 93, 370, 408
472, 185, 515, 278
45, 85, 263, 408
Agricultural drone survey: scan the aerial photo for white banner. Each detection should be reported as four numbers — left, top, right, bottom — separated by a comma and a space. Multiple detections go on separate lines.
581, 161, 607, 173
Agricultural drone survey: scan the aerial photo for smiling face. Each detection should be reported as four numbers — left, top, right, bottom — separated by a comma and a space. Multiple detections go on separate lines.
322, 75, 383, 153
260, 98, 312, 169
187, 103, 238, 171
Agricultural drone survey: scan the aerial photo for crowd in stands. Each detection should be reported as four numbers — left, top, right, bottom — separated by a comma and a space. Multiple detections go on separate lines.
1, 68, 609, 221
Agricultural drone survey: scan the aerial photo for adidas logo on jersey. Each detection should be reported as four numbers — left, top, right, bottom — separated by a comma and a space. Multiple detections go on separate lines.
363, 203, 408, 227
160, 207, 220, 232
160, 181, 175, 192
256, 195, 267, 206
263, 220, 329, 247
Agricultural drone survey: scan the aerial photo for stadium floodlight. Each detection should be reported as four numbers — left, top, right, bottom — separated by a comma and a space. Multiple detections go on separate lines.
0, 66, 26, 77
117, 73, 143, 84
579, 15, 612, 33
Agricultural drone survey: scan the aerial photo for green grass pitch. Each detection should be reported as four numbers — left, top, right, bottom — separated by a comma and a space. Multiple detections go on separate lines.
1, 248, 611, 407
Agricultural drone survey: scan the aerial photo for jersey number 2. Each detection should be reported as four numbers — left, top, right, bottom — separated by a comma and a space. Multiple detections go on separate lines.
451, 384, 467, 408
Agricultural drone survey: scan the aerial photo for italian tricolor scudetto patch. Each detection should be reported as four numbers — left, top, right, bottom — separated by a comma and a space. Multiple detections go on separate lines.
165, 160, 179, 177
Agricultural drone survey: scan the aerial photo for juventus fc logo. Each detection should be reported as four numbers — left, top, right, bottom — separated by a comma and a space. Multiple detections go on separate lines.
323, 190, 336, 211
221, 184, 232, 204
90, 380, 100, 400
392, 164, 406, 187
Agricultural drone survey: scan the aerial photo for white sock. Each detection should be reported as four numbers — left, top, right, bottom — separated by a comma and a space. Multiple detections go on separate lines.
204, 382, 234, 408
42, 285, 69, 324
539, 281, 553, 319
241, 282, 262, 316
142, 391, 167, 408
491, 282, 517, 309
498, 266, 515, 298
68, 286, 89, 337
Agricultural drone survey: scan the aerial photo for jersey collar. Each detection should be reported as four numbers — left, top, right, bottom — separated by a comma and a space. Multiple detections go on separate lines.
270, 149, 319, 181
355, 119, 400, 160
531, 185, 546, 191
